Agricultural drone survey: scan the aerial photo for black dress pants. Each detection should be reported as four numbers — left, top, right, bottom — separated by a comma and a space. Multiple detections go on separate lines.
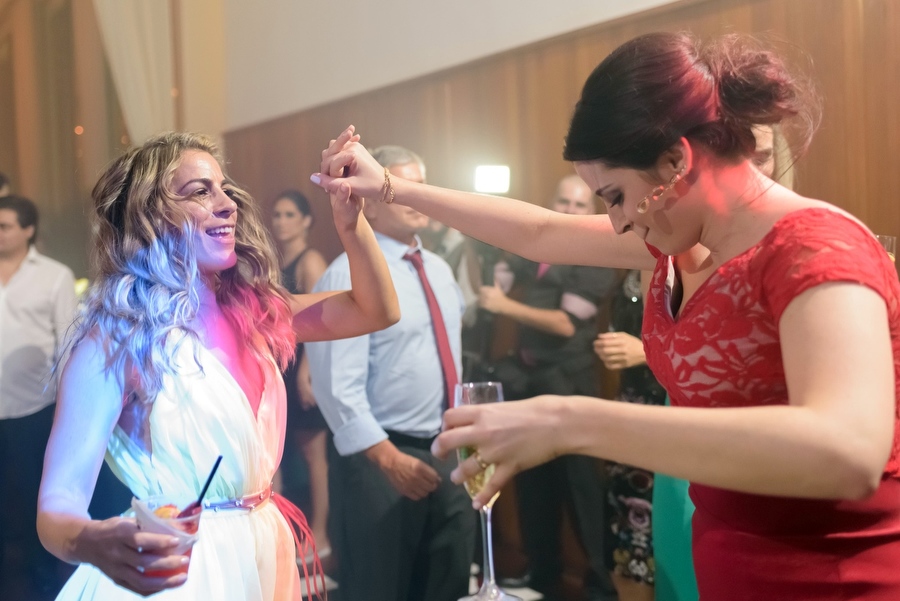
328, 435, 476, 601
516, 454, 617, 601
506, 361, 618, 601
0, 403, 62, 589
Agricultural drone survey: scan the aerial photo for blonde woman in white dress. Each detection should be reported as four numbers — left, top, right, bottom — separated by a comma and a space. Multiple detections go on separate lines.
37, 132, 398, 600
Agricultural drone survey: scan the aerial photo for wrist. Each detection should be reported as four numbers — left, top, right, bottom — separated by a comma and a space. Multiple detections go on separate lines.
64, 517, 98, 565
380, 167, 395, 204
335, 211, 364, 236
363, 439, 397, 469
556, 396, 600, 456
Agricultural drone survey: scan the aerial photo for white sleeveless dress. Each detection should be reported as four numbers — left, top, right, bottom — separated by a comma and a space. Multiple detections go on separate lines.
55, 335, 302, 600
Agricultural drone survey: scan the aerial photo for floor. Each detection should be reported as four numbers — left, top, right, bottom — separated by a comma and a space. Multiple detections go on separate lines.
300, 565, 542, 601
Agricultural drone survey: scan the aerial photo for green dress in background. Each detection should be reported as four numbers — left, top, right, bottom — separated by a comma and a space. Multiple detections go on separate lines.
651, 396, 699, 601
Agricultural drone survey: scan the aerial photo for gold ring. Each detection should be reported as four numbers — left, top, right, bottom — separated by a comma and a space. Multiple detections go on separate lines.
472, 450, 490, 472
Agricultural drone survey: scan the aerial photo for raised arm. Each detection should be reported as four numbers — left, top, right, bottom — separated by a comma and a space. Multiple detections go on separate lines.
311, 126, 655, 271
38, 336, 190, 594
436, 282, 895, 508
289, 180, 400, 343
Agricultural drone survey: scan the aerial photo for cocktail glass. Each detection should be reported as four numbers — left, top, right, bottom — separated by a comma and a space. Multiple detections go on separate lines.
131, 495, 201, 577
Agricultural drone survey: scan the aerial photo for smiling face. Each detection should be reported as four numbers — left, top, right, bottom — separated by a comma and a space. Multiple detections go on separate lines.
171, 150, 238, 275
575, 160, 700, 256
271, 197, 310, 245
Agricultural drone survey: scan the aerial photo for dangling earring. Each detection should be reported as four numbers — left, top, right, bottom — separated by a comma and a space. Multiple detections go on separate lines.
636, 165, 686, 214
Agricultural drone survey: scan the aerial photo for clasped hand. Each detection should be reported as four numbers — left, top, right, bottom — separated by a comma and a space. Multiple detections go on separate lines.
312, 126, 389, 204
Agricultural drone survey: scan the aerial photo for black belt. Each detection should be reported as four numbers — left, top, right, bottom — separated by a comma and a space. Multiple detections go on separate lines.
386, 430, 437, 451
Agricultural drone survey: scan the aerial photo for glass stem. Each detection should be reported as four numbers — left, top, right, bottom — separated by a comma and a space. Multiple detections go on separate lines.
480, 504, 496, 586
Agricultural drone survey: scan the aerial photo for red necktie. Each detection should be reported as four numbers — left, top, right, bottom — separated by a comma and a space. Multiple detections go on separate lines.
404, 250, 458, 408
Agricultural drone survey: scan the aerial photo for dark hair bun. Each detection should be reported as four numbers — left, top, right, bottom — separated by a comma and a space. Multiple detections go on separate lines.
564, 32, 820, 168
694, 34, 819, 160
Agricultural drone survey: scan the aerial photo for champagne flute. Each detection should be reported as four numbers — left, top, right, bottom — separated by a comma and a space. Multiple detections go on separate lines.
455, 382, 523, 601
876, 234, 896, 264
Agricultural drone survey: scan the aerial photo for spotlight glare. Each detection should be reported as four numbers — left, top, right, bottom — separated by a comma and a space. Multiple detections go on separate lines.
474, 165, 510, 194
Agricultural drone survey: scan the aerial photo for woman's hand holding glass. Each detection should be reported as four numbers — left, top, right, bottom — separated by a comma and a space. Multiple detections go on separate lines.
433, 393, 564, 511
74, 515, 188, 595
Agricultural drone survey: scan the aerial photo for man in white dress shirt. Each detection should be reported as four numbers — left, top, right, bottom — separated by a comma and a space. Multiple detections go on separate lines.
0, 195, 76, 595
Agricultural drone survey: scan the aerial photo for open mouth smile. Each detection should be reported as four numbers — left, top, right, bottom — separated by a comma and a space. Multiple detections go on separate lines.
206, 225, 235, 239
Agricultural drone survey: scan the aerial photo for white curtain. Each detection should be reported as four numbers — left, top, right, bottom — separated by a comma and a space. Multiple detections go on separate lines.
91, 0, 175, 144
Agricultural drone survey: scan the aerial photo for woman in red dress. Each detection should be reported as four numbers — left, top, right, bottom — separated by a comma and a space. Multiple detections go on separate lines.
312, 32, 900, 600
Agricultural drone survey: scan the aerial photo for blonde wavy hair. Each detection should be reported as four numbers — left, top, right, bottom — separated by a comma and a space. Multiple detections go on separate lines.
71, 132, 295, 403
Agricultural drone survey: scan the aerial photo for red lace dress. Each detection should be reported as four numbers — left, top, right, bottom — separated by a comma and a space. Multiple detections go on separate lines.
642, 208, 900, 600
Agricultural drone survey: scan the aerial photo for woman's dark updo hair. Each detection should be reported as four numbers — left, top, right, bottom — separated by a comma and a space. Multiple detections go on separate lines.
275, 189, 314, 227
563, 32, 820, 170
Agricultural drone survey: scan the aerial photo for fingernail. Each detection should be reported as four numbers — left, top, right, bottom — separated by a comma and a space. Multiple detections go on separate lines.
310, 174, 321, 185
180, 556, 190, 565
168, 537, 180, 545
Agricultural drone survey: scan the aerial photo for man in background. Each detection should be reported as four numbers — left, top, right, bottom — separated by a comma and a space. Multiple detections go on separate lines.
0, 195, 76, 596
477, 174, 620, 601
306, 146, 475, 601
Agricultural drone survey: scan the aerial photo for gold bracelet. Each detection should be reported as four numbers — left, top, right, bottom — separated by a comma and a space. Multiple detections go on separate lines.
381, 167, 395, 204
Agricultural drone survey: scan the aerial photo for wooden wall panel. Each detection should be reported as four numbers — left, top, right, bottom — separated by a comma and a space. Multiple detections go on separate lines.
226, 0, 900, 259
862, 0, 900, 234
